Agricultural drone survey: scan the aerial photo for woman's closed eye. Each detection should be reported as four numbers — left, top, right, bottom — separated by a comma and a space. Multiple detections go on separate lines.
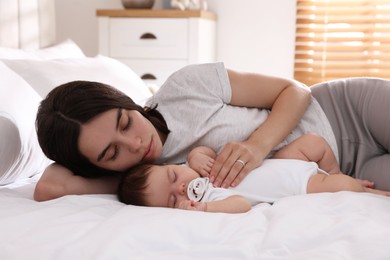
109, 116, 131, 161
110, 145, 119, 160
122, 116, 132, 131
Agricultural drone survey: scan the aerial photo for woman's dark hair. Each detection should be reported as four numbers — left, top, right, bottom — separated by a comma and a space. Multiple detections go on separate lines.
117, 164, 154, 206
36, 81, 169, 178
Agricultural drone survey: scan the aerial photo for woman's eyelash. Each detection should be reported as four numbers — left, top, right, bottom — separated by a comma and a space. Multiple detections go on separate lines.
111, 145, 118, 160
123, 116, 131, 130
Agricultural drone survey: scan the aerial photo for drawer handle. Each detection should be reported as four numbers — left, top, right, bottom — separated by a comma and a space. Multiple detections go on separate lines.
140, 33, 157, 40
141, 73, 157, 80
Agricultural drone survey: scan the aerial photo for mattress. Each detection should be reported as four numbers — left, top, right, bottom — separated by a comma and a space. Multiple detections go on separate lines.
1, 177, 389, 260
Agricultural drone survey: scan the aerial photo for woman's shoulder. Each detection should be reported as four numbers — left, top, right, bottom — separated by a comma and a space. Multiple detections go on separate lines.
168, 62, 227, 85
174, 62, 226, 74
148, 62, 230, 104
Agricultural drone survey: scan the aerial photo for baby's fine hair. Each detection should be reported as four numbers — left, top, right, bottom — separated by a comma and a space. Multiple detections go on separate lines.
118, 163, 155, 206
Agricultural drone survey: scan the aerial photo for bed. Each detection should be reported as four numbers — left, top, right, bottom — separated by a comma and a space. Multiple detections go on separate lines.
1, 1, 390, 259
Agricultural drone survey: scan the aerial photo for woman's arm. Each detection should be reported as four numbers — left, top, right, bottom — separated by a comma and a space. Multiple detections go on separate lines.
307, 173, 390, 196
178, 195, 251, 213
210, 69, 311, 188
34, 163, 120, 202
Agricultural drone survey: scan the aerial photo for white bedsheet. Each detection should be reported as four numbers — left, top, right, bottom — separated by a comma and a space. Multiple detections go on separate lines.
0, 179, 389, 260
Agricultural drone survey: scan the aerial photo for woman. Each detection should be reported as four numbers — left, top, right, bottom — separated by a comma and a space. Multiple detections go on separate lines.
35, 62, 314, 201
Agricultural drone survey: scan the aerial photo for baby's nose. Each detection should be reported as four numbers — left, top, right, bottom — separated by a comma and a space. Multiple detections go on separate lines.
177, 183, 186, 195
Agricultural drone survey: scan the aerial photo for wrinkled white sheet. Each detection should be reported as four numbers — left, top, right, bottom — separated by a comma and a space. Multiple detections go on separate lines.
0, 178, 389, 260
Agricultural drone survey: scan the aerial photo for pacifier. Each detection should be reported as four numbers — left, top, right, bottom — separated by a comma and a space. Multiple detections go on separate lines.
187, 177, 209, 202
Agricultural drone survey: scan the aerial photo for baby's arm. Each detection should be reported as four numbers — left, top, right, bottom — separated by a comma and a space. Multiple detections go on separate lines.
177, 195, 251, 213
307, 173, 390, 196
273, 134, 342, 175
188, 146, 217, 177
273, 134, 375, 188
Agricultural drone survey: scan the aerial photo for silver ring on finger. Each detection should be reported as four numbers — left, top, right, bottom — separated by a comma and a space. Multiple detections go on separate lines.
235, 159, 246, 167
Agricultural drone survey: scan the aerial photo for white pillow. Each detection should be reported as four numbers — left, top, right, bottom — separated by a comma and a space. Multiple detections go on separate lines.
0, 39, 85, 60
3, 55, 152, 105
0, 63, 51, 185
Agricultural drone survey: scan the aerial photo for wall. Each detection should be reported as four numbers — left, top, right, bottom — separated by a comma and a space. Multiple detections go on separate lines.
55, 0, 296, 77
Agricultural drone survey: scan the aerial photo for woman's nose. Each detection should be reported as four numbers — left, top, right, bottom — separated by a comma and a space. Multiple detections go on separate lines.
122, 135, 142, 153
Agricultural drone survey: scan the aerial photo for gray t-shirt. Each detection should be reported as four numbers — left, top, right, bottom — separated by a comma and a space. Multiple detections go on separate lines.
146, 62, 337, 164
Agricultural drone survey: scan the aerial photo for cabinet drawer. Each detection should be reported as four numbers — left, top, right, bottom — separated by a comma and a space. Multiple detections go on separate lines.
109, 18, 188, 59
119, 59, 188, 88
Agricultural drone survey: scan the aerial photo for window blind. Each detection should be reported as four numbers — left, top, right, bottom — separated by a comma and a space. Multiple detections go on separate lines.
294, 0, 390, 86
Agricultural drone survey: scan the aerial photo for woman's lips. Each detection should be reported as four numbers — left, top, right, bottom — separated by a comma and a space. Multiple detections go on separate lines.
142, 138, 153, 161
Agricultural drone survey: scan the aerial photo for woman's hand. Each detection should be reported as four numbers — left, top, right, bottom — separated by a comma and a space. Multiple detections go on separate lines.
209, 141, 265, 188
211, 69, 311, 188
34, 163, 120, 201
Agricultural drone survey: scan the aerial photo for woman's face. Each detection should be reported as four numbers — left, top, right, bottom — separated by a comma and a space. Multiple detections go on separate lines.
78, 108, 164, 172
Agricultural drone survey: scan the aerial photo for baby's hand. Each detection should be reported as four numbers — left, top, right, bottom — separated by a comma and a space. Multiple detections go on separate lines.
177, 200, 207, 212
188, 153, 215, 177
356, 179, 375, 188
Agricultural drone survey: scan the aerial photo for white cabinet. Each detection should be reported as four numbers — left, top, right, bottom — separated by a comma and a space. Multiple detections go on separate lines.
97, 10, 217, 88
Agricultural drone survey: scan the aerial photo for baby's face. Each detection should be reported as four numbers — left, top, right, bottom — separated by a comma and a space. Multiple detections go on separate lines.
145, 165, 199, 208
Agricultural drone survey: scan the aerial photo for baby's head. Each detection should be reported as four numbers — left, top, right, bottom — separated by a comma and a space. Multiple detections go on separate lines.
118, 164, 200, 208
118, 164, 153, 206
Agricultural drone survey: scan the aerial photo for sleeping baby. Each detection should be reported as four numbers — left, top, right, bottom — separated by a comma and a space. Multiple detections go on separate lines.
118, 135, 390, 213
